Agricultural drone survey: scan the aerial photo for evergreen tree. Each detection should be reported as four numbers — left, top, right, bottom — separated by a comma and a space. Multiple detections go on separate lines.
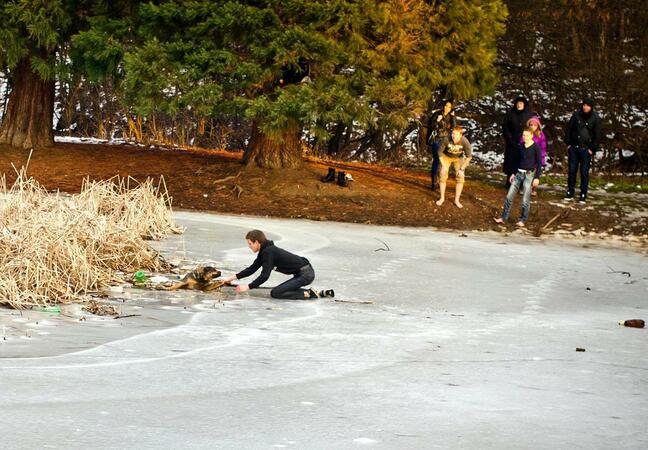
1, 0, 506, 166
0, 0, 136, 149
1, 0, 63, 148
112, 0, 506, 167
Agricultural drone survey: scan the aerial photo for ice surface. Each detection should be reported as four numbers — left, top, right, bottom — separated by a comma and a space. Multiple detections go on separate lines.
0, 212, 647, 449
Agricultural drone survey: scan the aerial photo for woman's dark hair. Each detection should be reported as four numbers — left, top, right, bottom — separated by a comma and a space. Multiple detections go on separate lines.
245, 229, 267, 244
441, 99, 453, 109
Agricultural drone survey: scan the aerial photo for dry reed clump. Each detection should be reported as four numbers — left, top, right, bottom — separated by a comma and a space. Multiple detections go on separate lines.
0, 171, 182, 309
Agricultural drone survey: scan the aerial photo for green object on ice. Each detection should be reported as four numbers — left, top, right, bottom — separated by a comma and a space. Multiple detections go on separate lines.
35, 305, 61, 314
134, 271, 146, 283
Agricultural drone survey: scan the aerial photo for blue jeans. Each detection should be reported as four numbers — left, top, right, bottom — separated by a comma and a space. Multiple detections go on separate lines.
270, 264, 315, 300
567, 146, 591, 197
430, 141, 440, 185
501, 171, 534, 223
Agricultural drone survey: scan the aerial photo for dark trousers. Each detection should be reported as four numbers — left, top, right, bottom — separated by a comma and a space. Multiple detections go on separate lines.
430, 141, 440, 186
504, 141, 521, 176
503, 141, 521, 186
270, 264, 315, 300
567, 146, 591, 197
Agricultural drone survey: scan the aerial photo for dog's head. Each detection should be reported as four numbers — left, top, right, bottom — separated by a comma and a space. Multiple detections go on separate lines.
197, 266, 221, 281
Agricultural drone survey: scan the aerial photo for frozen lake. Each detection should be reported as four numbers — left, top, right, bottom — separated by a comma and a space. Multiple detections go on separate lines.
1, 212, 647, 449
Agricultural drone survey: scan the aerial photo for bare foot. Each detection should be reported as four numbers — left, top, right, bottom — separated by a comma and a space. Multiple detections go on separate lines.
516, 221, 525, 227
436, 198, 444, 206
454, 200, 463, 209
494, 217, 505, 224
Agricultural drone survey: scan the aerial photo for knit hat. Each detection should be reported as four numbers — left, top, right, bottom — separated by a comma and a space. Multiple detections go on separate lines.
582, 97, 595, 108
527, 116, 542, 128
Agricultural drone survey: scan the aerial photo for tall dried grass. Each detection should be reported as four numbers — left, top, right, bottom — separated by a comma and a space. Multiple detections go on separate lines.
0, 170, 182, 309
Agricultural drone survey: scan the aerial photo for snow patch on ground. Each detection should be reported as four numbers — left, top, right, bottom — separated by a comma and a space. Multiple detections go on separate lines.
0, 74, 6, 123
472, 150, 504, 170
54, 136, 155, 148
54, 136, 124, 145
473, 150, 504, 170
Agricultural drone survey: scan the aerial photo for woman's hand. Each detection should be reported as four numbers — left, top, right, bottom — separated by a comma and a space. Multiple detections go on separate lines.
223, 275, 237, 284
235, 284, 249, 293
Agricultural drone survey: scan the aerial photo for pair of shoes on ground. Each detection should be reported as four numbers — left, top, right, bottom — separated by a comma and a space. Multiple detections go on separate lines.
308, 288, 335, 299
565, 192, 587, 203
320, 168, 353, 187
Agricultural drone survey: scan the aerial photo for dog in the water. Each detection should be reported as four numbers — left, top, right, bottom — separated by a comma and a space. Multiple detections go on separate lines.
163, 266, 225, 291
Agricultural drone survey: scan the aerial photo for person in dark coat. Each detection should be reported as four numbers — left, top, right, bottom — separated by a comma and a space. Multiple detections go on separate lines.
222, 229, 334, 300
502, 95, 535, 186
564, 97, 602, 202
426, 100, 456, 190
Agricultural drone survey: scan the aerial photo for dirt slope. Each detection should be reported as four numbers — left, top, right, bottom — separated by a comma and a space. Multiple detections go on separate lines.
1, 143, 645, 241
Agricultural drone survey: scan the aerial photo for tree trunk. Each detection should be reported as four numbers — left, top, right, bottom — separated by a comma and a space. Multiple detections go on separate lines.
243, 121, 302, 168
0, 57, 55, 149
326, 123, 346, 157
